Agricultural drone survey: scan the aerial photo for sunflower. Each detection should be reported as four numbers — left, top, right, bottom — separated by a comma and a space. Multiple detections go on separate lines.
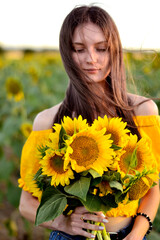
28, 66, 39, 83
40, 149, 74, 186
97, 181, 112, 196
92, 116, 130, 147
5, 77, 24, 101
20, 122, 32, 138
65, 128, 114, 175
118, 134, 154, 175
19, 174, 42, 201
129, 176, 153, 200
18, 178, 25, 189
62, 115, 89, 136
46, 124, 62, 150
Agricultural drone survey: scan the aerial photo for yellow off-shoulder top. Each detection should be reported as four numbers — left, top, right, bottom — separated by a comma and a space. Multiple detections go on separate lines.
18, 115, 160, 217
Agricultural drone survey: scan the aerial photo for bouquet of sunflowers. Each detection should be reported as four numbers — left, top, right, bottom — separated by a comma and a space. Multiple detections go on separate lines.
33, 115, 157, 240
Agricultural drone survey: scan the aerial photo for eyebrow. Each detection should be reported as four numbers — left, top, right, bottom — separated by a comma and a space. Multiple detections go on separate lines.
72, 41, 107, 46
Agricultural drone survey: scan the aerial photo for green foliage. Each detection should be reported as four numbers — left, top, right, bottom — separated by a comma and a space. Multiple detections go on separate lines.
153, 203, 160, 233
64, 176, 91, 201
0, 157, 14, 180
6, 182, 21, 208
124, 51, 160, 107
109, 181, 123, 192
37, 145, 49, 158
81, 192, 110, 213
35, 186, 67, 225
58, 126, 68, 149
0, 50, 68, 238
0, 50, 68, 197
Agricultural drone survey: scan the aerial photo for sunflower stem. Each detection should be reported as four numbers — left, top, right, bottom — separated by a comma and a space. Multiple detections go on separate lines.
87, 221, 100, 240
97, 231, 103, 240
87, 220, 91, 233
100, 222, 111, 240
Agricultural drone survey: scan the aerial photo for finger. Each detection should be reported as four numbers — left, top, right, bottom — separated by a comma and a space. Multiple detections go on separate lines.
75, 228, 95, 239
72, 220, 105, 232
67, 222, 96, 238
95, 212, 106, 218
71, 211, 108, 224
82, 213, 109, 223
82, 221, 105, 231
70, 212, 85, 222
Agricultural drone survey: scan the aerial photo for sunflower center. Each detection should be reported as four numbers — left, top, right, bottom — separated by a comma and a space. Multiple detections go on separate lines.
70, 136, 99, 166
50, 154, 65, 173
6, 78, 22, 94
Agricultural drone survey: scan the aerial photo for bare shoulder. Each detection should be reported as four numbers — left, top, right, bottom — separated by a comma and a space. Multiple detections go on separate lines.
128, 93, 159, 116
33, 102, 62, 131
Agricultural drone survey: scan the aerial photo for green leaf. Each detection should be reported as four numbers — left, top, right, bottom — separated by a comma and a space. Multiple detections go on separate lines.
80, 192, 108, 213
35, 186, 67, 226
58, 126, 68, 149
80, 170, 89, 176
90, 177, 102, 187
37, 145, 48, 158
109, 181, 123, 192
64, 177, 91, 201
115, 192, 127, 204
101, 194, 118, 209
152, 182, 157, 187
33, 168, 43, 180
102, 171, 121, 182
89, 169, 102, 178
130, 148, 138, 169
122, 174, 134, 181
63, 198, 82, 215
111, 144, 122, 150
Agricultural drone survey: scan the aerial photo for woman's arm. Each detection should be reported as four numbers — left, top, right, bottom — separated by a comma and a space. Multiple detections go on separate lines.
124, 182, 159, 240
19, 190, 108, 237
19, 190, 58, 229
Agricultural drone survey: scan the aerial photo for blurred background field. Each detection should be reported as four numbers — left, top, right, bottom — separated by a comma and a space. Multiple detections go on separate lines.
0, 49, 160, 240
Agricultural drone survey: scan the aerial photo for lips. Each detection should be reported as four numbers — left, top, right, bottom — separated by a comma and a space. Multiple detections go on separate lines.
84, 68, 99, 74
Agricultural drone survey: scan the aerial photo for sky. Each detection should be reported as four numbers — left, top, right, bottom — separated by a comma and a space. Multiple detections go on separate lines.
0, 0, 160, 50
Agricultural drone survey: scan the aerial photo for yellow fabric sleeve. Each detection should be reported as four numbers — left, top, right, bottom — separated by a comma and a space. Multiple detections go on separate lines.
134, 115, 160, 172
18, 129, 52, 198
106, 200, 139, 217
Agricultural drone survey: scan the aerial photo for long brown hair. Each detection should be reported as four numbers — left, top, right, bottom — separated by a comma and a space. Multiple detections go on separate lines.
54, 5, 141, 138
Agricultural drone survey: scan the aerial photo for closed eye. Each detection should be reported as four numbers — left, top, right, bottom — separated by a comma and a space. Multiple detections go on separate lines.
96, 48, 107, 52
76, 49, 85, 53
72, 47, 85, 53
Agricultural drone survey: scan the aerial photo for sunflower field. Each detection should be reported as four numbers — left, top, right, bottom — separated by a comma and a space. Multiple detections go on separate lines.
0, 48, 160, 240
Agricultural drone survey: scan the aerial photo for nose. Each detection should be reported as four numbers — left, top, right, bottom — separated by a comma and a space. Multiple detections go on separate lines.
86, 49, 97, 63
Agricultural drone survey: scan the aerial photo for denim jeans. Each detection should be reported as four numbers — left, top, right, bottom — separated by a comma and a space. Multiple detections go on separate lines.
49, 227, 147, 240
49, 231, 85, 240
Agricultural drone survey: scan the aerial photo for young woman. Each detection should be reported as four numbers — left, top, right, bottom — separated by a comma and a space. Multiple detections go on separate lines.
19, 5, 160, 240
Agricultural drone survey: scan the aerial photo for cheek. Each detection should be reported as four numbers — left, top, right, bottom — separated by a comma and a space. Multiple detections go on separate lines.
103, 54, 110, 68
72, 53, 81, 67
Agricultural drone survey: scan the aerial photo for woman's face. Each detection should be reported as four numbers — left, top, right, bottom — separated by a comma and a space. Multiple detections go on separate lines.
72, 22, 110, 84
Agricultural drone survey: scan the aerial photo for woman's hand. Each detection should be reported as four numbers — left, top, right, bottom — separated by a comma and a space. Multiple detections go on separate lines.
53, 206, 108, 238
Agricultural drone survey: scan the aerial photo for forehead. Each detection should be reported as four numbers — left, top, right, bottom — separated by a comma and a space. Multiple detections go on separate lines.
72, 22, 106, 43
